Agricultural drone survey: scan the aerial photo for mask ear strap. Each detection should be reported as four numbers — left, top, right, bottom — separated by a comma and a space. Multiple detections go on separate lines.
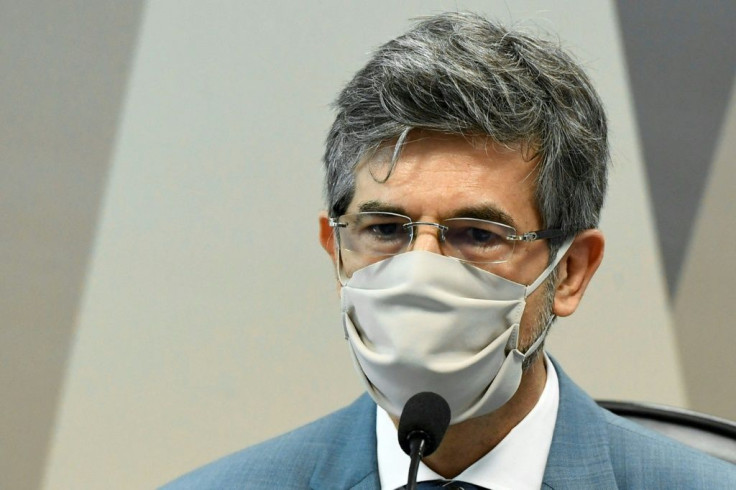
525, 237, 574, 297
337, 249, 349, 286
522, 312, 555, 358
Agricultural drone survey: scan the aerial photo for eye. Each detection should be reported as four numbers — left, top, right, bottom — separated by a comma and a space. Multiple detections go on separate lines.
368, 222, 402, 238
352, 214, 408, 244
444, 219, 509, 250
463, 226, 502, 246
440, 218, 515, 263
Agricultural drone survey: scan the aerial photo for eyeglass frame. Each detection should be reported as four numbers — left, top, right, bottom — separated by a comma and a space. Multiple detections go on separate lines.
329, 211, 568, 278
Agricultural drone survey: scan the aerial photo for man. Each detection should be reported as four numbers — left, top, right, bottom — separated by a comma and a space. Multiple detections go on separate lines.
163, 12, 736, 489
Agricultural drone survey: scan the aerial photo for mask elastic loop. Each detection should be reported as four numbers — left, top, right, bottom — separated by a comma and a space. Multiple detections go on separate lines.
522, 313, 555, 361
525, 237, 574, 297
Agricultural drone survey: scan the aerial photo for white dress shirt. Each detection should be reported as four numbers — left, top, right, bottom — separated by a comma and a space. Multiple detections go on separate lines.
376, 354, 559, 490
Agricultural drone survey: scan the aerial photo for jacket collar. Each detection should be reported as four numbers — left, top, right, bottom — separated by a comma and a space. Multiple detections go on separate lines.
542, 359, 617, 489
308, 394, 380, 489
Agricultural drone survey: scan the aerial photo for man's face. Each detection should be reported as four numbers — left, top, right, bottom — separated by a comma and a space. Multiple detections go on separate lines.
331, 130, 555, 350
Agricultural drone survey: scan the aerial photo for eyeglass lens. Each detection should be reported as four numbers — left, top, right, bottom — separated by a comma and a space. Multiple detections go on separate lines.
336, 212, 516, 264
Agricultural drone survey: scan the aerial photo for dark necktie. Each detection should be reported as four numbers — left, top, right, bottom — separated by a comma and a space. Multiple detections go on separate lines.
413, 480, 489, 489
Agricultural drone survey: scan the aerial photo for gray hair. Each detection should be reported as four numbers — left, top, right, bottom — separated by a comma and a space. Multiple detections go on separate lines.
323, 12, 609, 255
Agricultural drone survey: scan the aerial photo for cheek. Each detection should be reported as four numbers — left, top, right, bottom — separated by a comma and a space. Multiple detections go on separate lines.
340, 251, 386, 278
511, 245, 550, 285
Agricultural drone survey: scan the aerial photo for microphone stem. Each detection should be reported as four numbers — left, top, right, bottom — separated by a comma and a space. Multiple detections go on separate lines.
406, 436, 426, 490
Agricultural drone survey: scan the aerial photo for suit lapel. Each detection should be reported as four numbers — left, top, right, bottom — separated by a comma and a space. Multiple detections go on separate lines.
542, 359, 618, 489
309, 394, 380, 490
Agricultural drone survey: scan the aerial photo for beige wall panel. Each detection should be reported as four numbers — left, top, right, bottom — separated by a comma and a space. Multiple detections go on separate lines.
674, 83, 736, 419
42, 1, 686, 489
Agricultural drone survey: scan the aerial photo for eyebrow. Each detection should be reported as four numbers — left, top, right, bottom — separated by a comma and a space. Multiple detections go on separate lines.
356, 200, 517, 228
450, 205, 516, 228
357, 200, 407, 215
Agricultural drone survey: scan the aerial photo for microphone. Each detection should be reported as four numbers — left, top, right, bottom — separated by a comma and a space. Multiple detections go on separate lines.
397, 392, 451, 490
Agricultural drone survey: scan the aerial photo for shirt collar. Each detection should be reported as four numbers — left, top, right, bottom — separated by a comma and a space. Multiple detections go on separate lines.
376, 354, 559, 490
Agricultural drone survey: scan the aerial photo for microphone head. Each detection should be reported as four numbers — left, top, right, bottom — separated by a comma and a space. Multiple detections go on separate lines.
397, 392, 451, 457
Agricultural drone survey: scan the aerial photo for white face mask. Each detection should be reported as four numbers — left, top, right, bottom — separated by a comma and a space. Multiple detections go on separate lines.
340, 241, 572, 425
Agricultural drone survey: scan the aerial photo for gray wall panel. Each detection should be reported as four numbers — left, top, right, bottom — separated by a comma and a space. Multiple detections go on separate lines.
615, 0, 736, 295
0, 1, 144, 489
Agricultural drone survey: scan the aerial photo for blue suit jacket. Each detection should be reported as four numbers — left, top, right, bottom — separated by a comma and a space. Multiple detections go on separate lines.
162, 362, 736, 489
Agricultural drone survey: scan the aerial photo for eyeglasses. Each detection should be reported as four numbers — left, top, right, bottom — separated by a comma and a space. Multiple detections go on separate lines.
329, 211, 566, 265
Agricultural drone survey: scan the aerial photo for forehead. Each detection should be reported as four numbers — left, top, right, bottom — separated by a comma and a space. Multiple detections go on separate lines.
349, 132, 541, 228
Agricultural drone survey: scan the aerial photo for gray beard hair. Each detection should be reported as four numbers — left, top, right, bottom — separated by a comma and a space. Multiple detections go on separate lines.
521, 268, 558, 370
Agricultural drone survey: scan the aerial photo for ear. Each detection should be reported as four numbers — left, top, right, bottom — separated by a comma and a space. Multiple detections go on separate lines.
552, 229, 604, 317
319, 211, 338, 266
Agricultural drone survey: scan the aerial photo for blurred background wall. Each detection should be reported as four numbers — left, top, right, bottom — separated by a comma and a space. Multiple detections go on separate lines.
1, 1, 734, 488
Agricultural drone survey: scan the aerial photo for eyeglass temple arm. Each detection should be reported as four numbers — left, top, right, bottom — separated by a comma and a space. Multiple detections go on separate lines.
328, 218, 346, 228
508, 229, 567, 242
